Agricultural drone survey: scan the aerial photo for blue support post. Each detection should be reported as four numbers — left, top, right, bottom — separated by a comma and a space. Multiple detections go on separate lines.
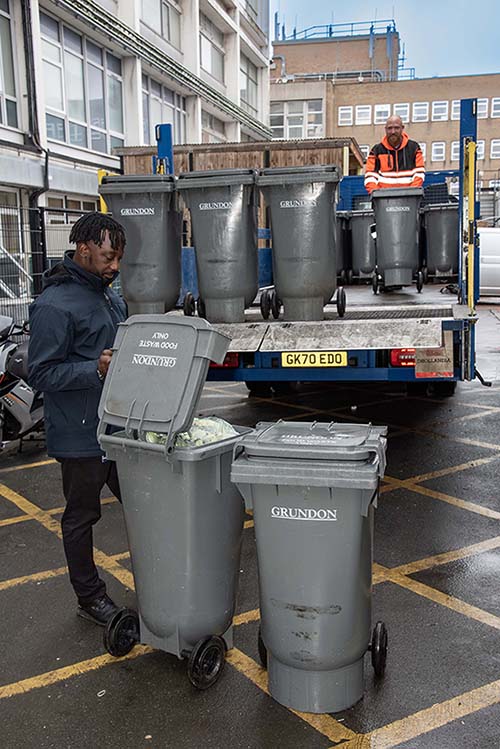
153, 124, 174, 175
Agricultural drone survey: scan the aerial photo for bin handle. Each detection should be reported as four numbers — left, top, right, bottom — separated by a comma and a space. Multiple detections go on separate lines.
125, 399, 137, 438
255, 419, 283, 442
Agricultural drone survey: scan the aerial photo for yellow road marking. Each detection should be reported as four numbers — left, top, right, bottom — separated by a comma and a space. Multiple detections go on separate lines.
0, 495, 117, 528
387, 455, 500, 485
0, 645, 152, 700
404, 482, 500, 520
233, 608, 260, 627
244, 519, 254, 529
0, 483, 134, 591
340, 677, 500, 749
226, 648, 357, 743
393, 535, 500, 576
429, 408, 500, 425
385, 569, 500, 631
0, 458, 56, 474
0, 566, 68, 591
0, 514, 31, 528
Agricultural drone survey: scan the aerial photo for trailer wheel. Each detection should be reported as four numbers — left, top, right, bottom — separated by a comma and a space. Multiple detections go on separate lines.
245, 381, 272, 397
260, 290, 271, 320
431, 381, 457, 397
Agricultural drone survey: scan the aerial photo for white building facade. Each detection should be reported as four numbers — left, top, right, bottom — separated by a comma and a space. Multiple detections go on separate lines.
0, 0, 271, 210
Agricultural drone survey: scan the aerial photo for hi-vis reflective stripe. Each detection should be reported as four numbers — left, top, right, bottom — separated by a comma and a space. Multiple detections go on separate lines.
364, 176, 378, 185
379, 168, 425, 177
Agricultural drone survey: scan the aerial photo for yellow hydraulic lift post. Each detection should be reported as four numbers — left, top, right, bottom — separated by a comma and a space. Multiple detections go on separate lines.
466, 140, 477, 315
97, 169, 117, 213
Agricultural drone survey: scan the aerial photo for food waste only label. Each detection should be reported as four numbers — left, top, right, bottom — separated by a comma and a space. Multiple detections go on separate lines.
131, 331, 178, 368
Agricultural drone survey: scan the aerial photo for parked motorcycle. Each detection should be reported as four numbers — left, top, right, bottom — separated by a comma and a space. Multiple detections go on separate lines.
0, 315, 44, 448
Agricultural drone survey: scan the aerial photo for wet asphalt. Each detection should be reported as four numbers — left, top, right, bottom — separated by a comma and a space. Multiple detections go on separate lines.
1, 304, 500, 749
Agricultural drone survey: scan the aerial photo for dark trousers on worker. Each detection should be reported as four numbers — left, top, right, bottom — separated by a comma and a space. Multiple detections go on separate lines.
59, 457, 121, 605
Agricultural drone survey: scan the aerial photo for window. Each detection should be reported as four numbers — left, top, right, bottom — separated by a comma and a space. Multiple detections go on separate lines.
142, 75, 186, 145
451, 140, 460, 161
419, 142, 426, 160
338, 106, 353, 126
432, 100, 449, 121
359, 145, 370, 160
270, 100, 323, 140
393, 103, 409, 123
40, 11, 124, 154
451, 100, 461, 120
355, 105, 371, 125
490, 140, 500, 159
0, 0, 18, 127
431, 141, 446, 162
201, 110, 226, 143
477, 140, 485, 160
491, 98, 500, 118
141, 0, 181, 48
240, 54, 258, 116
412, 102, 429, 122
200, 13, 224, 83
477, 98, 488, 118
374, 104, 390, 124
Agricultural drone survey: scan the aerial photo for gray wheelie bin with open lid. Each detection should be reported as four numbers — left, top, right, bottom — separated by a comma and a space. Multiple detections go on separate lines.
97, 314, 249, 689
99, 174, 182, 315
177, 169, 258, 323
257, 166, 342, 321
372, 187, 423, 290
231, 420, 388, 713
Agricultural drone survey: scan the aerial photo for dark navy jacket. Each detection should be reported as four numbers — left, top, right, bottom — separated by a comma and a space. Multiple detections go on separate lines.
28, 251, 127, 458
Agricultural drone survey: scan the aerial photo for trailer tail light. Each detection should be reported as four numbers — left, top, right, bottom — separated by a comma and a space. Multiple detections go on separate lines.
390, 348, 416, 367
210, 353, 240, 368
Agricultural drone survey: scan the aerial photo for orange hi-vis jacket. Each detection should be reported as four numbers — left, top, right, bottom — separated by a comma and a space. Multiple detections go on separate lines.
364, 131, 425, 194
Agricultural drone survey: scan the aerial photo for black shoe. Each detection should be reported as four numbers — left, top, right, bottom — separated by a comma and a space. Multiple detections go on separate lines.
77, 594, 119, 626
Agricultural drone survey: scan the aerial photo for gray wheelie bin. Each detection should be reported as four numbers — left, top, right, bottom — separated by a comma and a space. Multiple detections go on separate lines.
97, 315, 249, 689
177, 169, 258, 323
351, 209, 376, 279
257, 166, 340, 321
372, 187, 423, 290
231, 420, 388, 713
99, 175, 182, 315
421, 203, 459, 280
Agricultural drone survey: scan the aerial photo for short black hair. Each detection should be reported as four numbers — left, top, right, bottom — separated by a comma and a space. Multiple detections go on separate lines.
69, 212, 126, 251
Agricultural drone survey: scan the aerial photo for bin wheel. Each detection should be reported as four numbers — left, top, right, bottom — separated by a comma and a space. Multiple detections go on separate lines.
197, 297, 206, 319
371, 621, 388, 678
103, 607, 139, 658
416, 271, 424, 293
187, 635, 226, 690
257, 627, 267, 669
422, 266, 429, 284
183, 292, 196, 317
271, 290, 281, 320
372, 273, 379, 295
346, 269, 354, 285
336, 287, 347, 318
339, 269, 347, 285
260, 289, 271, 320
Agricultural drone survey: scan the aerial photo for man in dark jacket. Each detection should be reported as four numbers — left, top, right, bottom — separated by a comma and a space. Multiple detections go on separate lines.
364, 115, 425, 193
28, 212, 127, 625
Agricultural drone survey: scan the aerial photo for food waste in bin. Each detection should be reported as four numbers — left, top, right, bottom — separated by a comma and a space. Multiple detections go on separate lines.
97, 314, 250, 689
231, 420, 388, 713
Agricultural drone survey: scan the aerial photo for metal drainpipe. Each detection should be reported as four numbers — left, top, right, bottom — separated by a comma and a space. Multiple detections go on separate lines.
21, 0, 50, 295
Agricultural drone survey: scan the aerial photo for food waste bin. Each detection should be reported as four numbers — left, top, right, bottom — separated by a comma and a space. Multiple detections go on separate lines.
99, 175, 182, 315
231, 420, 388, 713
350, 209, 376, 280
371, 187, 423, 292
421, 203, 459, 280
177, 169, 258, 323
257, 166, 345, 320
97, 315, 249, 689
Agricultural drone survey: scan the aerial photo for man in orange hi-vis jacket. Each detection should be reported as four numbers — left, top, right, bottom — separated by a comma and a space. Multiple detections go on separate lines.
364, 115, 425, 193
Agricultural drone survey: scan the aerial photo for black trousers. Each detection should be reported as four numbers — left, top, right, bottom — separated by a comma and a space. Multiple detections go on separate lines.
59, 457, 121, 605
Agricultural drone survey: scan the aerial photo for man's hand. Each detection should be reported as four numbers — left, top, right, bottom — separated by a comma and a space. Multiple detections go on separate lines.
98, 349, 113, 378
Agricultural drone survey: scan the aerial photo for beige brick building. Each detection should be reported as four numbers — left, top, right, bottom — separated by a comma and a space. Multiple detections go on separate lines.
270, 24, 500, 189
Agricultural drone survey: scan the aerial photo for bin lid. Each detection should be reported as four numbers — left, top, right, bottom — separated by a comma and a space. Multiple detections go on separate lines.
421, 202, 458, 213
350, 209, 374, 218
371, 187, 423, 200
98, 315, 230, 452
236, 420, 387, 465
99, 174, 176, 195
177, 169, 257, 189
257, 165, 340, 186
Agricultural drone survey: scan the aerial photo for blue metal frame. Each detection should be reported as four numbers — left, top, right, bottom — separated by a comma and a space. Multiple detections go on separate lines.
153, 124, 174, 174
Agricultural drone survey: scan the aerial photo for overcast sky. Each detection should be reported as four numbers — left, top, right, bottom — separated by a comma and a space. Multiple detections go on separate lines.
270, 0, 499, 78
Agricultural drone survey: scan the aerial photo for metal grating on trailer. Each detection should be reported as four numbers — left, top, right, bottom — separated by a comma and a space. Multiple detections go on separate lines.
342, 307, 453, 320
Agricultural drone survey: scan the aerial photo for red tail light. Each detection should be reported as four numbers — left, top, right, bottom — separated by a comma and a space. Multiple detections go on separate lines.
210, 353, 240, 368
390, 348, 416, 367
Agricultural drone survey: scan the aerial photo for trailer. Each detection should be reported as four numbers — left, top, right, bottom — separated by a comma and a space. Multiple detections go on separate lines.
203, 99, 484, 396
